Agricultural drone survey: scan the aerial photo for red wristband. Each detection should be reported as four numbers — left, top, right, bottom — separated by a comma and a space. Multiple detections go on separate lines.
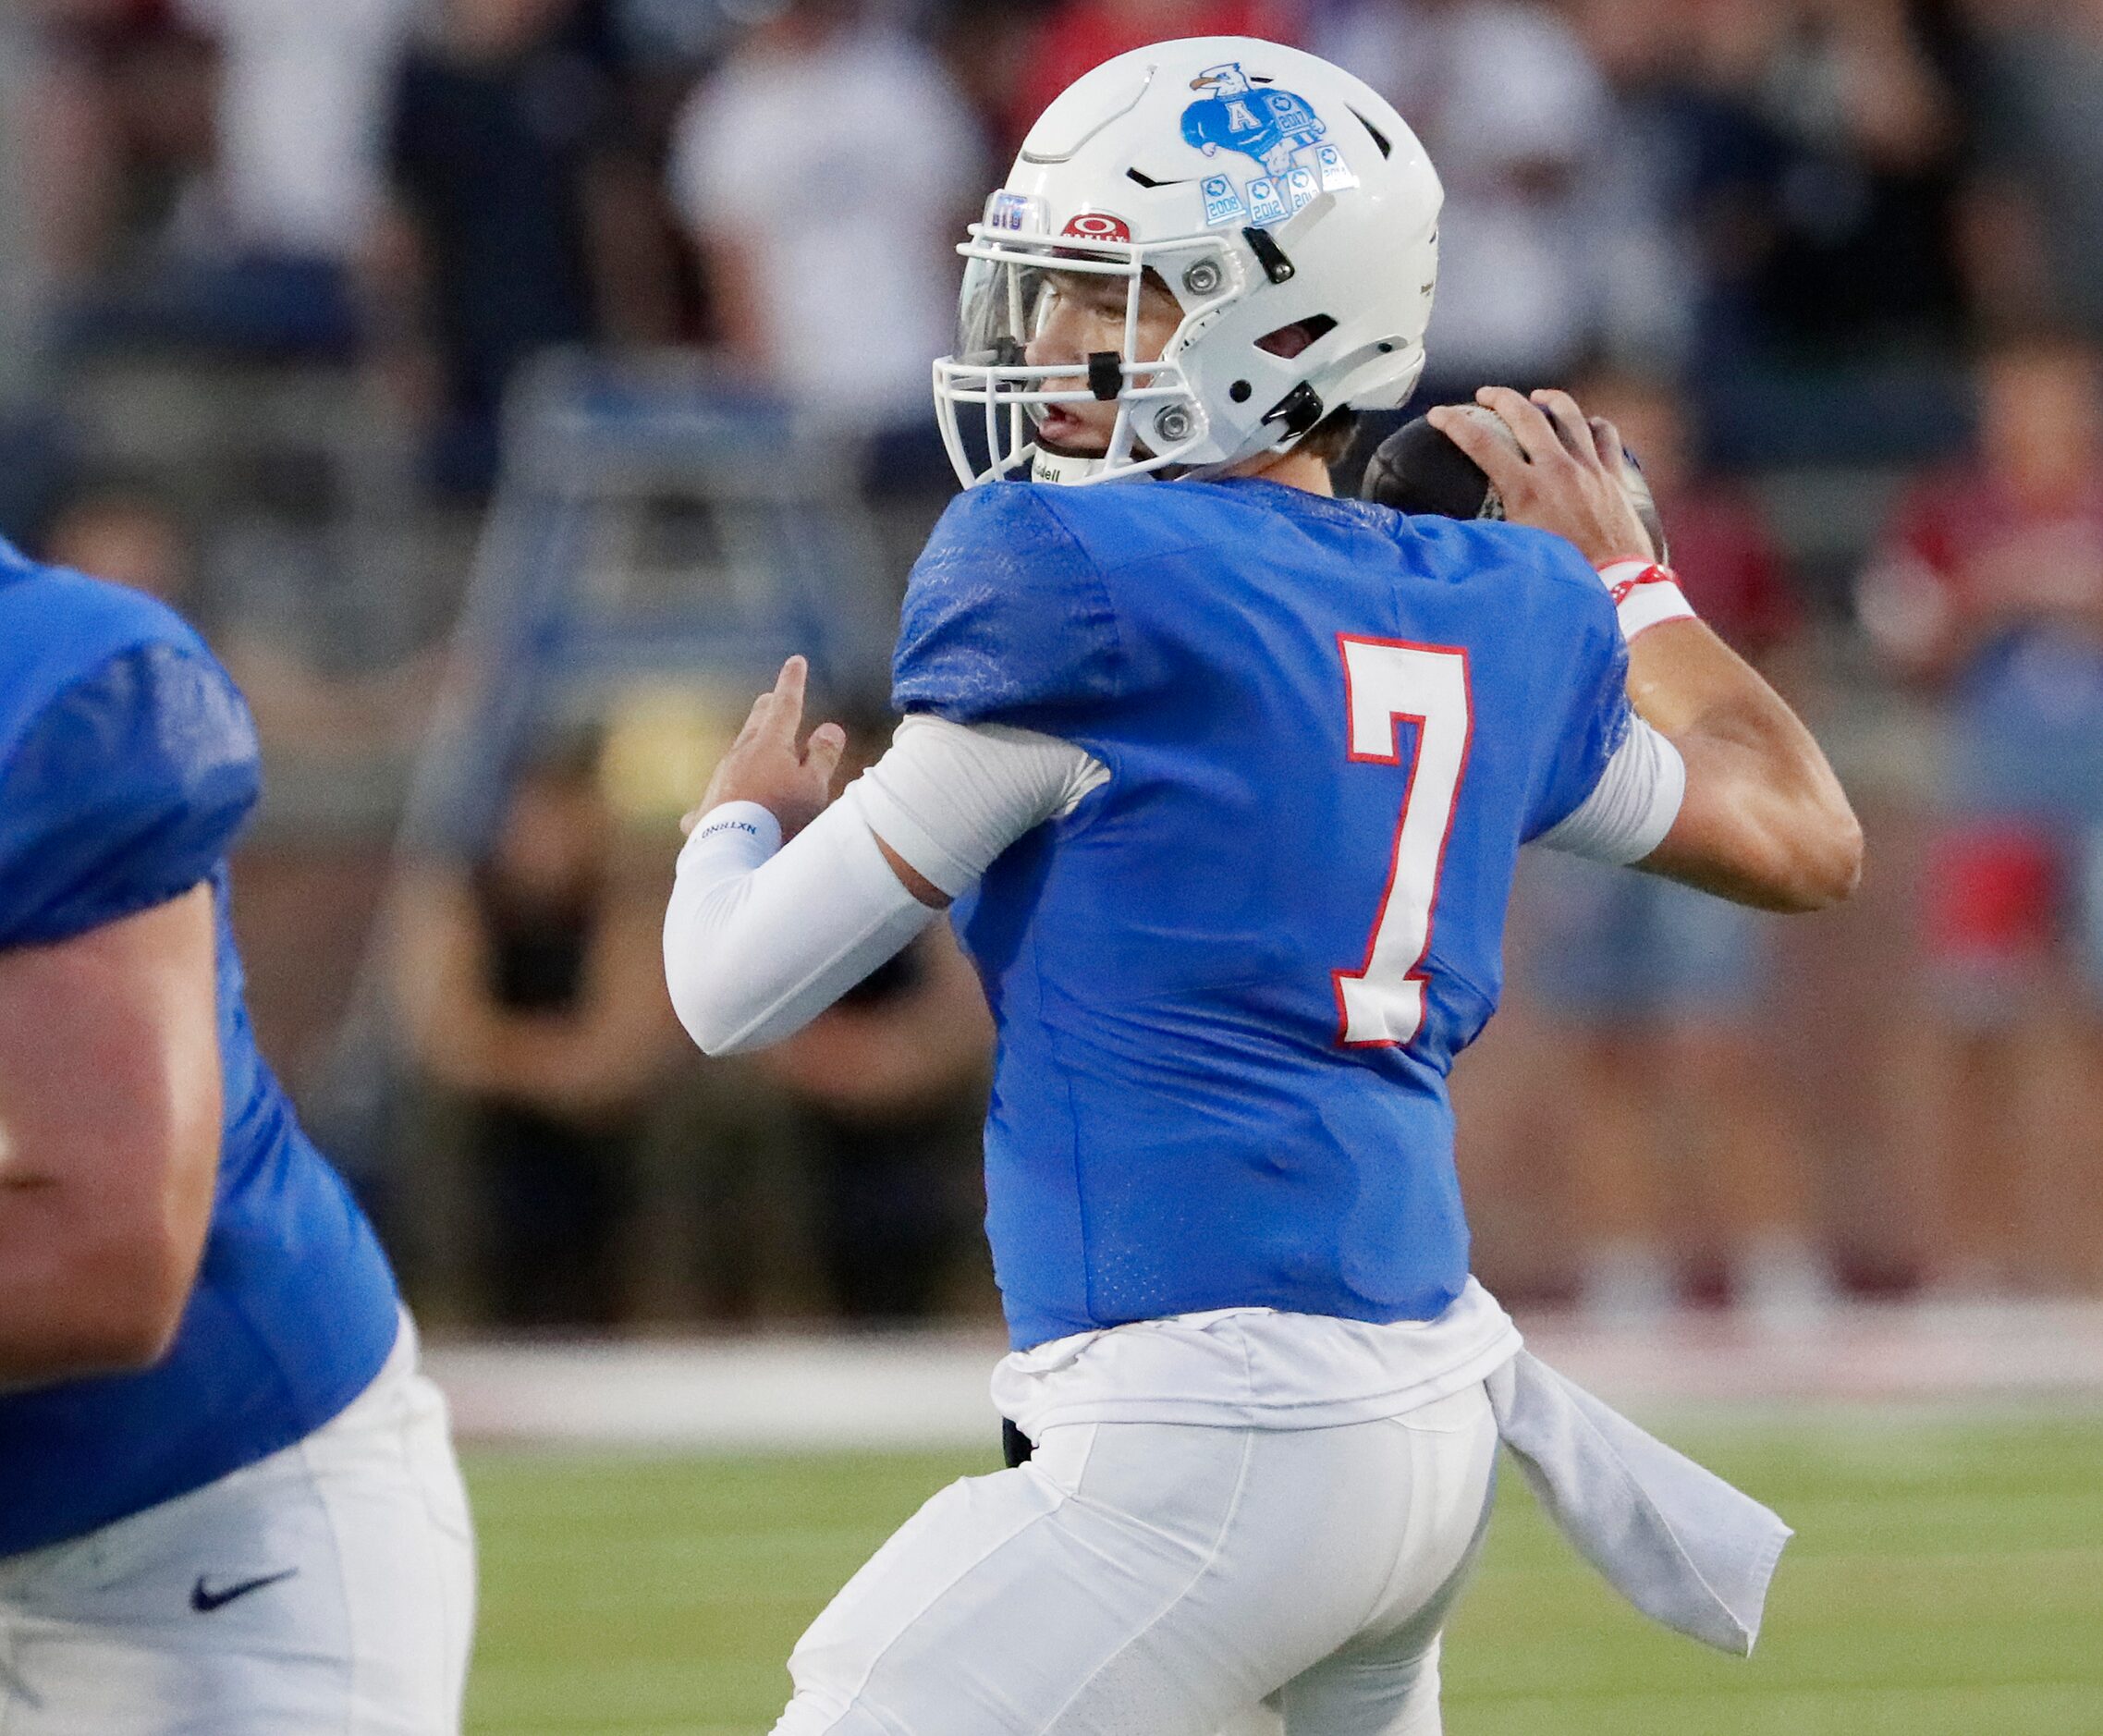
1596, 559, 1697, 641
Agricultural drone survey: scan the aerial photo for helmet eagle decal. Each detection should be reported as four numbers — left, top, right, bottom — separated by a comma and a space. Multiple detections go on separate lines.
1181, 62, 1326, 178
1180, 59, 1356, 226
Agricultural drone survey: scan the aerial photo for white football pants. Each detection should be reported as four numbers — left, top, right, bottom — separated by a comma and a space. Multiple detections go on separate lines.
0, 1315, 475, 1735
774, 1382, 1499, 1736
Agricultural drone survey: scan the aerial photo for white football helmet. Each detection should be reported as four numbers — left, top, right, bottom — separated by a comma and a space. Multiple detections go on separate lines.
934, 36, 1443, 488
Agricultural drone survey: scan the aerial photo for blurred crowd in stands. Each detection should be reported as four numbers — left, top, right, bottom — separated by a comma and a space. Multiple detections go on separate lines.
2, 0, 2101, 1329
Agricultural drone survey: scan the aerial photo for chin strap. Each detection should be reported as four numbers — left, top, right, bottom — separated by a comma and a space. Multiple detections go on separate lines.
1028, 446, 1110, 485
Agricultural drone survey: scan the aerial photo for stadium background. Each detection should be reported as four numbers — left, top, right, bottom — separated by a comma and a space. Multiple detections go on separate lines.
3, 0, 2101, 1730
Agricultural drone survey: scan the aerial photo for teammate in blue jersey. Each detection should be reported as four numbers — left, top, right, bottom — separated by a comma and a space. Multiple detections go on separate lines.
0, 547, 473, 1730
663, 36, 1860, 1735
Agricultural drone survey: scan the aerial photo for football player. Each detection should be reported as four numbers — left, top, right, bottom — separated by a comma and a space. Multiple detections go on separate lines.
0, 546, 473, 1730
664, 36, 1859, 1734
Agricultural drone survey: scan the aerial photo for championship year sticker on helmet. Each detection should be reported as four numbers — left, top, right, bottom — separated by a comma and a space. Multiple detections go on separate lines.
1201, 176, 1248, 226
1244, 177, 1289, 226
1314, 144, 1358, 193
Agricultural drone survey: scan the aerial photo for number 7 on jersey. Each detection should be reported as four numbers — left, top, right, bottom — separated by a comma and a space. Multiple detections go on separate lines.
1333, 638, 1473, 1048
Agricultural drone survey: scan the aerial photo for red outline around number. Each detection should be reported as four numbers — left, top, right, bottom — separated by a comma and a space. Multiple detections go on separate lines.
1331, 633, 1474, 1051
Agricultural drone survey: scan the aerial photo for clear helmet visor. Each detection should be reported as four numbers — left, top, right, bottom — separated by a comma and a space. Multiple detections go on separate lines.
955, 252, 1131, 431
953, 252, 1036, 378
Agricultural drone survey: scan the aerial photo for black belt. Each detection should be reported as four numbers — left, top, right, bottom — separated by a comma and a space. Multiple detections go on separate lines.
1002, 1418, 1035, 1469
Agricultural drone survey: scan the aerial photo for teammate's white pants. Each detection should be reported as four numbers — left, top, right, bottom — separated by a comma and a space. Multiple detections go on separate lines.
774, 1383, 1499, 1736
0, 1314, 475, 1735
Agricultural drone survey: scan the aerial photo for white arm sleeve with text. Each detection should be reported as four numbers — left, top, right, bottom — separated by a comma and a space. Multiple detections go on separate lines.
663, 800, 934, 1057
662, 718, 1107, 1056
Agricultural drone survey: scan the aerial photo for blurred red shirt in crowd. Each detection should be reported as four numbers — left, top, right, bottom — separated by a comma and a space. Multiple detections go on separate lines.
1658, 494, 1800, 660
1004, 0, 1304, 150
1862, 336, 2103, 686
1860, 334, 2103, 978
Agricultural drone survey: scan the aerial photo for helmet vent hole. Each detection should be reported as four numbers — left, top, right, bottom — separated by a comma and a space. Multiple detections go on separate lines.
1127, 167, 1169, 189
1348, 108, 1394, 159
1255, 314, 1338, 360
1229, 380, 1253, 403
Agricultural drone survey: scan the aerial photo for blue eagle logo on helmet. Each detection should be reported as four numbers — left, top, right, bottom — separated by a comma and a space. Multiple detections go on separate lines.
1180, 62, 1327, 178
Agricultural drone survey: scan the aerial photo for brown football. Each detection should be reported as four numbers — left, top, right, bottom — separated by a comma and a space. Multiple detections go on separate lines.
1360, 404, 1669, 564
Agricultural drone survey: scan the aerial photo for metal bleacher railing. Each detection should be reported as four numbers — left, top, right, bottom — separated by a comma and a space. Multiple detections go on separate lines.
396, 348, 893, 856
314, 348, 895, 1192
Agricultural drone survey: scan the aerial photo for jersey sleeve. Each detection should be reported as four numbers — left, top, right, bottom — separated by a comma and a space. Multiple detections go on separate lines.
891, 485, 1126, 728
1521, 554, 1636, 843
0, 642, 262, 949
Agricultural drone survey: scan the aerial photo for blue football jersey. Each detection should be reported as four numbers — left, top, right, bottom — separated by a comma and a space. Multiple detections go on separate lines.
0, 541, 400, 1557
893, 479, 1630, 1350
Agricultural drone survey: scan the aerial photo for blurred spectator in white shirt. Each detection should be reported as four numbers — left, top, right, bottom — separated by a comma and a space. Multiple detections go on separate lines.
667, 0, 984, 442
173, 0, 419, 271
24, 0, 416, 358
1315, 0, 1684, 391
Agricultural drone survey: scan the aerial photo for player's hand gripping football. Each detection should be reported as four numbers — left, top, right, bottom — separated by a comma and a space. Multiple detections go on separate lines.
1429, 386, 1657, 568
683, 656, 847, 842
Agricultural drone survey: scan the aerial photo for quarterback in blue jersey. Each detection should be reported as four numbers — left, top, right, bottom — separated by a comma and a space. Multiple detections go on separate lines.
664, 36, 1860, 1736
0, 549, 473, 1730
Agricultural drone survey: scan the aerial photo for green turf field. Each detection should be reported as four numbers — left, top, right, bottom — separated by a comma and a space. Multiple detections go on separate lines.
463, 1412, 2103, 1736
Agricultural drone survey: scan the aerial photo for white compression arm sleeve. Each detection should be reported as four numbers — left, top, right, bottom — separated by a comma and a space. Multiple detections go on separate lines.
662, 719, 1107, 1057
1534, 716, 1686, 865
853, 714, 1107, 899
663, 800, 935, 1057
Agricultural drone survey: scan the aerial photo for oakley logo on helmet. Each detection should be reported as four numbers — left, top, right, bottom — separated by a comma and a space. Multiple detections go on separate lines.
1062, 213, 1133, 242
1182, 62, 1355, 227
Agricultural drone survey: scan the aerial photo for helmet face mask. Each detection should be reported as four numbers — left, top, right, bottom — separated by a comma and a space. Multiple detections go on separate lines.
938, 224, 1235, 487
933, 37, 1444, 489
